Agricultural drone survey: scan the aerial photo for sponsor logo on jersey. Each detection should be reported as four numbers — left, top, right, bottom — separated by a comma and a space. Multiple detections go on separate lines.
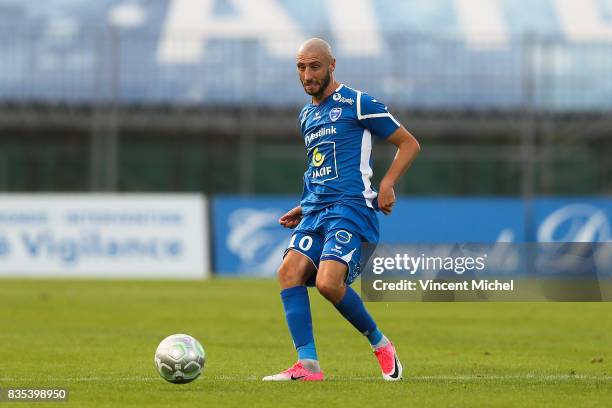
313, 111, 322, 120
332, 93, 354, 105
308, 141, 338, 183
305, 126, 336, 146
311, 166, 334, 179
329, 107, 342, 122
335, 230, 352, 244
311, 148, 325, 167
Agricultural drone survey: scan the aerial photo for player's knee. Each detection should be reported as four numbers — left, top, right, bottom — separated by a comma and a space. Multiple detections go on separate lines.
315, 276, 342, 301
277, 262, 297, 285
277, 260, 307, 288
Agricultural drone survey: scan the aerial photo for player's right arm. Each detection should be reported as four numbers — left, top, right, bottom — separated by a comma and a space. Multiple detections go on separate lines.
279, 206, 302, 229
283, 105, 311, 229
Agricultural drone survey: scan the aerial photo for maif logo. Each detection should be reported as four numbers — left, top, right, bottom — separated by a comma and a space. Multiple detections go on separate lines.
311, 148, 325, 167
308, 141, 338, 183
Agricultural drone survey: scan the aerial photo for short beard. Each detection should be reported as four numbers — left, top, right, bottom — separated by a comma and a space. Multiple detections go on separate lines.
303, 69, 331, 99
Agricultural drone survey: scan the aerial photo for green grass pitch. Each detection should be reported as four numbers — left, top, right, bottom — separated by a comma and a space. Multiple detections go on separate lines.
1, 278, 611, 407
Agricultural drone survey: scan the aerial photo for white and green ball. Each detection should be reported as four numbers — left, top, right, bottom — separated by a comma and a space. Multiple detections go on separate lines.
154, 334, 205, 384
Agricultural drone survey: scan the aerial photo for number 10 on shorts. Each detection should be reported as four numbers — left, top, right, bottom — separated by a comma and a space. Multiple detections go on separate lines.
289, 234, 313, 251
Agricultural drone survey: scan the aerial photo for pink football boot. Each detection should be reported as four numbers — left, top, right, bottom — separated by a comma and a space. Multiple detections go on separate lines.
374, 342, 403, 381
262, 362, 324, 381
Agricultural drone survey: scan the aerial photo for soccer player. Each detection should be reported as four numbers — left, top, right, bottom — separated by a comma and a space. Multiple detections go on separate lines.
262, 38, 420, 381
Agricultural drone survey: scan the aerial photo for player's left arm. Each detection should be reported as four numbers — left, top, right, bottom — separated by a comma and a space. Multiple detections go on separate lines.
378, 127, 420, 215
357, 93, 421, 215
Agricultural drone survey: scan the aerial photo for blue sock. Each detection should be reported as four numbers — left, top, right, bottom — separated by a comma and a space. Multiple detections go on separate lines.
334, 286, 383, 346
281, 286, 318, 361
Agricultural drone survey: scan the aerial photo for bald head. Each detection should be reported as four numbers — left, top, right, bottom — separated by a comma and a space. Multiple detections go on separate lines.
296, 38, 338, 101
297, 38, 333, 63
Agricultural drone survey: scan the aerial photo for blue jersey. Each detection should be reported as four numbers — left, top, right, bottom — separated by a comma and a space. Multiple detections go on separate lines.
298, 84, 400, 215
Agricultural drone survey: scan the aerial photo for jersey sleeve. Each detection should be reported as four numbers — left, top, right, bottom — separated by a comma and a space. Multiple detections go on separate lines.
357, 92, 400, 139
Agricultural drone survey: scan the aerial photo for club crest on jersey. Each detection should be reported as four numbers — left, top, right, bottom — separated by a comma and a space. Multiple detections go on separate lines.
329, 107, 342, 122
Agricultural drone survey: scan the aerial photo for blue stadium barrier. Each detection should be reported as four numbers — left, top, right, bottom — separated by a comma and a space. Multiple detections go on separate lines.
211, 196, 612, 276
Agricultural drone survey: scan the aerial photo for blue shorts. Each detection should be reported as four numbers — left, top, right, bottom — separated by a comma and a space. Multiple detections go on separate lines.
283, 203, 379, 286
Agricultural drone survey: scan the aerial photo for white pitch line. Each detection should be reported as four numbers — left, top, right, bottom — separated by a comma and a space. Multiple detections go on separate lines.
1, 375, 611, 382
412, 375, 612, 381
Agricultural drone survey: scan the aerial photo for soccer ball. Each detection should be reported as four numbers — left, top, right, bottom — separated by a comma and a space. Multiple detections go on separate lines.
154, 334, 205, 384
